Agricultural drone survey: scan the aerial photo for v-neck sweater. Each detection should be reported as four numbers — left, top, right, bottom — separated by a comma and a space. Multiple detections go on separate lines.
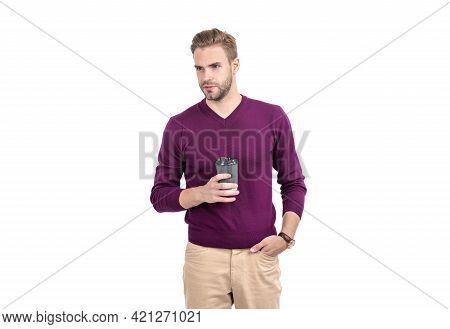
150, 94, 307, 249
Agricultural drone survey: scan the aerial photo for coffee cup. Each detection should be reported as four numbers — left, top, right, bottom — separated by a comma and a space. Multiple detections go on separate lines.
215, 156, 238, 185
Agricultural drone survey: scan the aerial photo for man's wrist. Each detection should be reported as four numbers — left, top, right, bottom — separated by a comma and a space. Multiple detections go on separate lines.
179, 186, 204, 209
278, 232, 295, 249
278, 235, 289, 248
193, 186, 204, 204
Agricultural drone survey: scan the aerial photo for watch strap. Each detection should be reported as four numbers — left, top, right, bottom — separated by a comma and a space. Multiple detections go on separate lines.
278, 232, 294, 248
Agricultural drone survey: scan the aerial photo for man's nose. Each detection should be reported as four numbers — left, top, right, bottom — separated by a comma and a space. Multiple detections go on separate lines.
204, 70, 214, 82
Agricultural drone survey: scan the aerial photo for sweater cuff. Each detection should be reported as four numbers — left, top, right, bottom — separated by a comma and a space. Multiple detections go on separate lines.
282, 200, 304, 220
169, 188, 186, 212
154, 188, 186, 212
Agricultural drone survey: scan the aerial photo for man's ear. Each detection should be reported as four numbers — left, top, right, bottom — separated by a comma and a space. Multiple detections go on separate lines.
232, 58, 240, 74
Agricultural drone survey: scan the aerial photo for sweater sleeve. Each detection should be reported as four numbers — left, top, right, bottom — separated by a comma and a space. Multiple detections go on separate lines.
272, 106, 307, 219
150, 117, 186, 212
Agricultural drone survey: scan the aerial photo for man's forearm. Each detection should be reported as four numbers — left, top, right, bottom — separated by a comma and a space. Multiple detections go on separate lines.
281, 211, 301, 238
179, 186, 204, 209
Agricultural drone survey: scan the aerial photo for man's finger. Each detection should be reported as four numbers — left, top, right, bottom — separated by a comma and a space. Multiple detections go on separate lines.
218, 182, 238, 190
211, 173, 231, 182
250, 243, 261, 252
217, 189, 240, 197
215, 196, 236, 203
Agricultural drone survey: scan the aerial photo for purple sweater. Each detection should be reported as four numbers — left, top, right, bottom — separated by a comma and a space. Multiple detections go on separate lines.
150, 94, 307, 249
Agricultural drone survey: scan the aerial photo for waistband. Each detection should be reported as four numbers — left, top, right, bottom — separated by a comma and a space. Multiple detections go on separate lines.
188, 224, 277, 249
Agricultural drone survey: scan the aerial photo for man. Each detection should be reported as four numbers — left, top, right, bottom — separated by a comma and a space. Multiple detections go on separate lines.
150, 28, 307, 309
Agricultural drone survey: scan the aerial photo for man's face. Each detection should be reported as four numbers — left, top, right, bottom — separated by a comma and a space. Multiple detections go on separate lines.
193, 45, 237, 101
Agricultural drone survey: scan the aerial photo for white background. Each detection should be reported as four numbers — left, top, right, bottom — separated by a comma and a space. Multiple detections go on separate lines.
1, 0, 449, 327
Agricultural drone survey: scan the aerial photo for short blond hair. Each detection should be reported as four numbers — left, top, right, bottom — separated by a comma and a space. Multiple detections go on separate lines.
190, 28, 238, 63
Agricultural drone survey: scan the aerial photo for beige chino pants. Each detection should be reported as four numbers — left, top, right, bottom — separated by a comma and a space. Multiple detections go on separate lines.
182, 241, 282, 309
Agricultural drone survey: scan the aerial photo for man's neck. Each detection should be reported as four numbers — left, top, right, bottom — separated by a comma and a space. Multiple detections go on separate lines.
205, 91, 242, 119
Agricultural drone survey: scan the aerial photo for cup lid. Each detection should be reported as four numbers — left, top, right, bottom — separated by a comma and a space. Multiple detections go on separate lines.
216, 156, 238, 165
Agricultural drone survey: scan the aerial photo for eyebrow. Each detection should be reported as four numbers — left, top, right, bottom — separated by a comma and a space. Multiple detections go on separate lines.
194, 62, 222, 69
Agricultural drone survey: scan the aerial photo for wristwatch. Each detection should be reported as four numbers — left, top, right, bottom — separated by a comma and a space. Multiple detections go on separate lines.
278, 232, 295, 249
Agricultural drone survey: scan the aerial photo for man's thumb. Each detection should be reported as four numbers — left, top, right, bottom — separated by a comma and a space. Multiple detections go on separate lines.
250, 244, 260, 252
